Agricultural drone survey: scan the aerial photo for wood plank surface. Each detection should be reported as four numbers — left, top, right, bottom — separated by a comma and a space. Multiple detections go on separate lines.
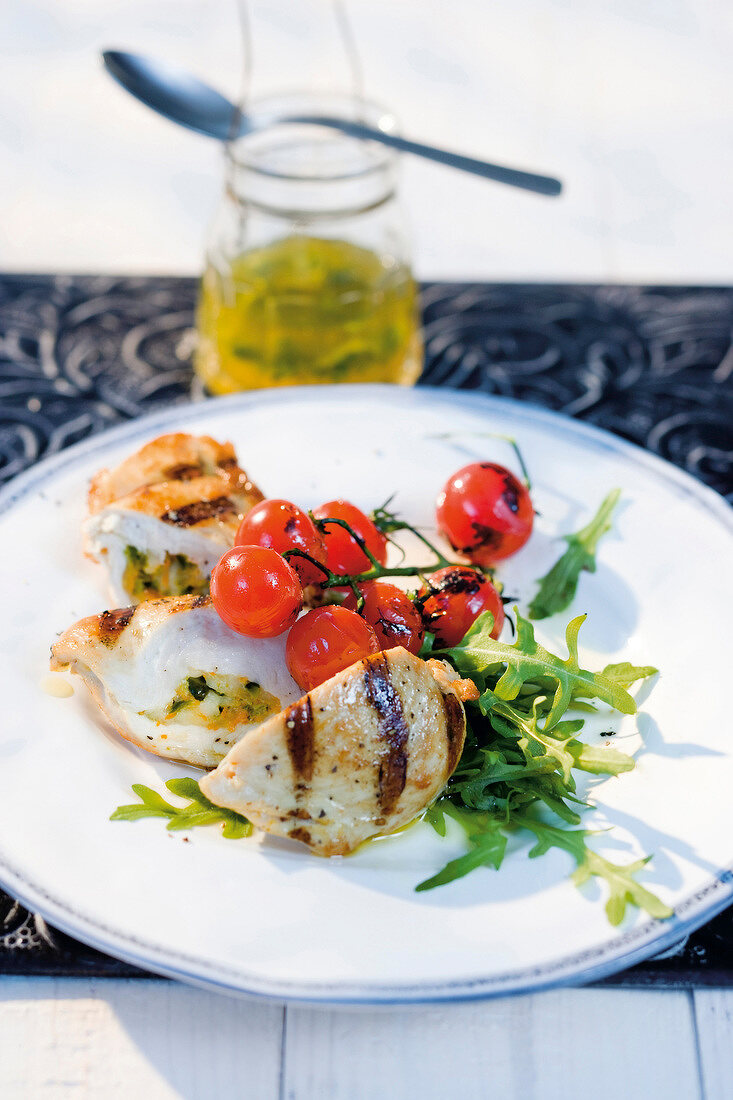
283, 987, 702, 1100
0, 979, 716, 1098
693, 990, 733, 1100
0, 978, 283, 1100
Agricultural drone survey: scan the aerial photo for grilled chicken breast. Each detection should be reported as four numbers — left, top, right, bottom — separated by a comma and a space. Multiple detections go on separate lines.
88, 433, 253, 512
50, 595, 300, 768
84, 433, 263, 604
200, 647, 467, 855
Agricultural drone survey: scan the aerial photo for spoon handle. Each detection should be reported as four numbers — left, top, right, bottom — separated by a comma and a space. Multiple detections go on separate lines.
286, 115, 562, 197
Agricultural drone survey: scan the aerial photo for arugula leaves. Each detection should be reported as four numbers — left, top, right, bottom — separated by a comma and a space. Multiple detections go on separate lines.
520, 816, 672, 925
422, 610, 667, 924
529, 489, 621, 620
111, 777, 251, 839
440, 609, 637, 726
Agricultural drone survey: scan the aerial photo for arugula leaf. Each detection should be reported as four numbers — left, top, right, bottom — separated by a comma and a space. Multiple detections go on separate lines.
111, 778, 252, 839
516, 815, 673, 925
421, 808, 672, 924
483, 693, 634, 784
417, 805, 508, 891
441, 609, 637, 729
528, 489, 621, 620
420, 599, 669, 924
416, 830, 507, 891
600, 662, 659, 688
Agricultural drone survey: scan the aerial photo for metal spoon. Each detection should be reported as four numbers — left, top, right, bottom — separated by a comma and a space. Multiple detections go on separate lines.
102, 50, 562, 197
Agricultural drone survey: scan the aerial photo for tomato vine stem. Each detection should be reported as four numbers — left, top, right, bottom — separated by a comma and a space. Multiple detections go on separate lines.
283, 515, 491, 599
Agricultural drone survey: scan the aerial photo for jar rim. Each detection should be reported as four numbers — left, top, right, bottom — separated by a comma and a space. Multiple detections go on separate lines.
225, 91, 398, 183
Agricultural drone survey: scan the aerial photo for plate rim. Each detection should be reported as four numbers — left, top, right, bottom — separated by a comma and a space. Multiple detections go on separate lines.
1, 383, 731, 1004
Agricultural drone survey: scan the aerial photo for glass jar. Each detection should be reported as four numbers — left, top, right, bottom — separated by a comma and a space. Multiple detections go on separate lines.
195, 94, 423, 393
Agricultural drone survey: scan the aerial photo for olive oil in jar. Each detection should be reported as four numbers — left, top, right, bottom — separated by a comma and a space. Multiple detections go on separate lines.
195, 236, 422, 393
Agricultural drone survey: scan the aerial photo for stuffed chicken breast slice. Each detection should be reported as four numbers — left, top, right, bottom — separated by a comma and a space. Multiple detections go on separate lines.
50, 595, 300, 768
84, 474, 261, 605
88, 432, 260, 513
85, 433, 263, 604
200, 647, 466, 855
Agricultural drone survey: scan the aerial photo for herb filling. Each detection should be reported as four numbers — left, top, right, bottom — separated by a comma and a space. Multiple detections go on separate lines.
147, 673, 280, 731
123, 545, 208, 600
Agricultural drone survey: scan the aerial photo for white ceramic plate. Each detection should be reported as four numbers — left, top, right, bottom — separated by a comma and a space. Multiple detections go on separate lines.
1, 385, 731, 1004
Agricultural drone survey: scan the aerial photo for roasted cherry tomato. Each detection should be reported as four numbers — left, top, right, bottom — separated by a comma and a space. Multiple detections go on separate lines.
211, 546, 302, 637
235, 499, 327, 587
436, 462, 533, 565
418, 566, 504, 646
311, 499, 387, 575
285, 605, 380, 691
342, 582, 424, 655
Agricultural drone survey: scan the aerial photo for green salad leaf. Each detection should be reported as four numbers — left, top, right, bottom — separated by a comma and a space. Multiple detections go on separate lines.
440, 609, 637, 727
600, 661, 659, 688
518, 815, 673, 925
111, 777, 251, 839
528, 489, 621, 620
421, 610, 667, 924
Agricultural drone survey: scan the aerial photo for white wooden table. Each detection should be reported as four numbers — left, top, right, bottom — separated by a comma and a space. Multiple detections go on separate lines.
1, 1, 732, 1096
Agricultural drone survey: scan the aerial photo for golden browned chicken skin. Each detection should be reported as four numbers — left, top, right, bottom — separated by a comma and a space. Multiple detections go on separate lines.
88, 432, 261, 513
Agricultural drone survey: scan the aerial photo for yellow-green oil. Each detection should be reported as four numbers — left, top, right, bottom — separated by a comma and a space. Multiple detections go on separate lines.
195, 236, 422, 393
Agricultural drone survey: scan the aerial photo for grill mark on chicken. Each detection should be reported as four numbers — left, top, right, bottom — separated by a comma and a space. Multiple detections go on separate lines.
284, 695, 315, 781
98, 606, 135, 645
160, 496, 236, 527
289, 827, 312, 845
363, 653, 409, 814
163, 462, 204, 481
191, 594, 212, 609
441, 690, 465, 777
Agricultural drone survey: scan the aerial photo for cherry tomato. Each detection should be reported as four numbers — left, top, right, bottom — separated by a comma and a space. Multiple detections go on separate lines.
235, 499, 327, 587
211, 546, 302, 637
418, 566, 504, 647
286, 606, 380, 691
311, 499, 387, 575
342, 582, 424, 655
436, 462, 533, 565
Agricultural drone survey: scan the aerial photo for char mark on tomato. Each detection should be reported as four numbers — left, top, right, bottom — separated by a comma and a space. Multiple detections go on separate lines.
500, 477, 520, 514
161, 496, 237, 527
375, 612, 412, 646
452, 522, 505, 555
283, 695, 315, 782
427, 567, 482, 596
362, 653, 409, 814
98, 606, 135, 645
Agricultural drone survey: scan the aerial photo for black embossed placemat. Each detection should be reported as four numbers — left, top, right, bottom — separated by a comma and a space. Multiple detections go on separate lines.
1, 274, 731, 985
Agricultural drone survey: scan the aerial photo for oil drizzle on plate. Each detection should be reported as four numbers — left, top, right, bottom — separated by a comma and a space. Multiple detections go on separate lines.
40, 674, 74, 698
